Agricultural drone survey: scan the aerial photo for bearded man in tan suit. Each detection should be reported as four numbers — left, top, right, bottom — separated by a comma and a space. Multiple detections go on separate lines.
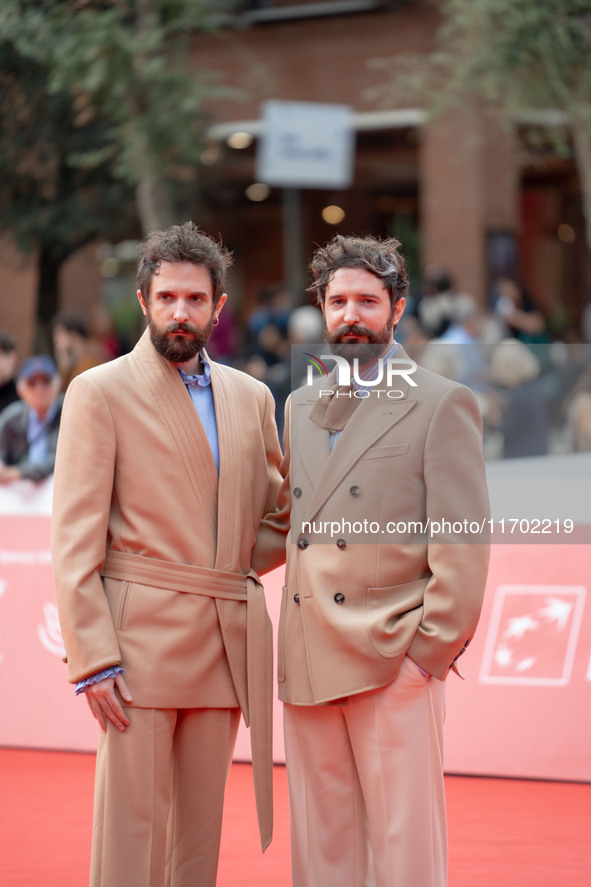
52, 222, 286, 887
278, 235, 490, 887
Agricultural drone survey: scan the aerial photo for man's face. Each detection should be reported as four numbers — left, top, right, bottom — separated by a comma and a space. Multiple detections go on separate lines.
17, 374, 58, 417
137, 261, 226, 367
52, 326, 77, 362
322, 267, 405, 365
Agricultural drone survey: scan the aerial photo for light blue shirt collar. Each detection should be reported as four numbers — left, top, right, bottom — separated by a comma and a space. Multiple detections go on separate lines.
177, 352, 212, 388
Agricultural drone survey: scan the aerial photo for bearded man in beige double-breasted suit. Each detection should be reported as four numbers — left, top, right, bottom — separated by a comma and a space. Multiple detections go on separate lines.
52, 222, 287, 887
278, 235, 490, 887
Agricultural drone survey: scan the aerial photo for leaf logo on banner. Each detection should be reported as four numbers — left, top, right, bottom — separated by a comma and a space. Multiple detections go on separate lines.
480, 585, 586, 686
38, 602, 66, 658
536, 597, 572, 630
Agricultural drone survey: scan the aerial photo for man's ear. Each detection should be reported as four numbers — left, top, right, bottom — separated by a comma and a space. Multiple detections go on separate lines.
137, 289, 148, 317
214, 293, 228, 322
392, 297, 406, 327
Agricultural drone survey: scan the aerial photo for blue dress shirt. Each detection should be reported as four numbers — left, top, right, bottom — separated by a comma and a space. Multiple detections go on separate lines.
177, 355, 219, 472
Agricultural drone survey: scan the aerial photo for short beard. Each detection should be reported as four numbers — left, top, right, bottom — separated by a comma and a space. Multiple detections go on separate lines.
323, 319, 393, 366
148, 316, 214, 364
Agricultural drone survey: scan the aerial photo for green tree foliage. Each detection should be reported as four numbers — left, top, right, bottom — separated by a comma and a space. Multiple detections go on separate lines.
370, 0, 591, 247
1, 0, 240, 232
0, 37, 137, 338
0, 0, 240, 339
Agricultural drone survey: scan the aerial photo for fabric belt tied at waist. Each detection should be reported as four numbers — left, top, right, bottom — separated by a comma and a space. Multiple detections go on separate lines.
101, 549, 274, 852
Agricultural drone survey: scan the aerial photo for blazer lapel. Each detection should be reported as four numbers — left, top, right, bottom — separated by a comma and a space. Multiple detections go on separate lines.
306, 398, 416, 520
300, 348, 418, 521
131, 330, 219, 543
208, 360, 244, 571
293, 390, 332, 490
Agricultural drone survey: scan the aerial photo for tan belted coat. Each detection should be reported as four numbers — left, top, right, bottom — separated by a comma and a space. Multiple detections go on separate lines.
278, 351, 491, 705
52, 329, 286, 846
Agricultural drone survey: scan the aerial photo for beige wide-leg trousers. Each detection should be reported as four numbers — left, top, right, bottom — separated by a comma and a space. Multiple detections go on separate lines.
283, 656, 447, 887
90, 706, 240, 887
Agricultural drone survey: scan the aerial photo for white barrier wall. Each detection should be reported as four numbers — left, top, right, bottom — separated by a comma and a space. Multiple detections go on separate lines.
1, 464, 590, 781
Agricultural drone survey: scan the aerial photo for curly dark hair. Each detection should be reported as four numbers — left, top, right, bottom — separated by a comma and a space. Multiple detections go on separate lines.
137, 221, 233, 307
307, 234, 408, 307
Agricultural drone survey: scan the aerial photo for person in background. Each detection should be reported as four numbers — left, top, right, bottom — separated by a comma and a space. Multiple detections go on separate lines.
247, 284, 291, 339
0, 355, 63, 484
414, 263, 461, 339
565, 364, 591, 452
52, 310, 108, 391
89, 301, 124, 361
492, 277, 547, 344
433, 293, 491, 391
487, 338, 549, 459
0, 330, 20, 414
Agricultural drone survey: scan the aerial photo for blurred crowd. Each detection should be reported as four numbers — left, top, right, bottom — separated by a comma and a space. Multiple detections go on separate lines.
1, 266, 591, 487
400, 265, 591, 461
0, 309, 122, 487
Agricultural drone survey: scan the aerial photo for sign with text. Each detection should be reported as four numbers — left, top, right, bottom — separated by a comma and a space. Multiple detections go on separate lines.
256, 100, 354, 189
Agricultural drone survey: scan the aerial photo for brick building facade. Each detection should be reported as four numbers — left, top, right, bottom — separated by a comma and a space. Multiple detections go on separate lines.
1, 0, 588, 357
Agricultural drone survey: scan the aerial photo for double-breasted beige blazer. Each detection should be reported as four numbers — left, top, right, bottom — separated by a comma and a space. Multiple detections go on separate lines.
278, 350, 491, 705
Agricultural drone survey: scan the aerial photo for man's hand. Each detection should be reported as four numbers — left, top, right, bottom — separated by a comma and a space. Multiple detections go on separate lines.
84, 674, 133, 733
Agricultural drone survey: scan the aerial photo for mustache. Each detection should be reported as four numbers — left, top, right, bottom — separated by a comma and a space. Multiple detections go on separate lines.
326, 324, 374, 342
165, 322, 200, 335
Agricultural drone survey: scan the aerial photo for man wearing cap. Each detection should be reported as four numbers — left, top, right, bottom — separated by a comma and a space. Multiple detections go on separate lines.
0, 354, 63, 484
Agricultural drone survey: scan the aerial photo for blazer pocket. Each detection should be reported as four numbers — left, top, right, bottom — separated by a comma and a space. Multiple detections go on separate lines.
366, 578, 427, 658
359, 443, 409, 461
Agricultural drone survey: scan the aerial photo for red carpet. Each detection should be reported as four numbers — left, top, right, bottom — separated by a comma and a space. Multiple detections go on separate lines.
0, 748, 589, 886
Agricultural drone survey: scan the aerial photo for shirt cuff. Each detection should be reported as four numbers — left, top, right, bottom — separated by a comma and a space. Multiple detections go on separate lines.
415, 663, 432, 681
75, 665, 124, 695
407, 656, 431, 681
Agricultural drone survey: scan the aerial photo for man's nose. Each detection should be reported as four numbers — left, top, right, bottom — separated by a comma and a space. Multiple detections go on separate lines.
173, 300, 189, 323
343, 301, 360, 325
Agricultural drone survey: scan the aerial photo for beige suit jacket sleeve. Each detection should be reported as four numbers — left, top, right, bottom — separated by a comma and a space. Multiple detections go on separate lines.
250, 387, 290, 577
406, 382, 490, 678
52, 373, 121, 682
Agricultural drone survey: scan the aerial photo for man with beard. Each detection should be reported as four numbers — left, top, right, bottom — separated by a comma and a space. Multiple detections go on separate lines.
52, 222, 287, 887
277, 234, 490, 887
